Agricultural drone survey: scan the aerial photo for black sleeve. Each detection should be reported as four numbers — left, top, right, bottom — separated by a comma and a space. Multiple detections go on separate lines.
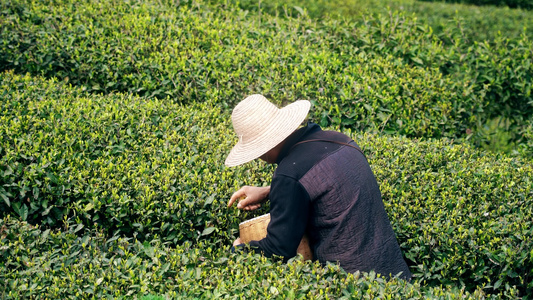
247, 174, 310, 259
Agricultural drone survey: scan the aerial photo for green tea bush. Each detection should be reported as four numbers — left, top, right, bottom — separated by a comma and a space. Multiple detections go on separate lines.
419, 0, 533, 10
1, 0, 532, 152
518, 119, 533, 157
405, 2, 533, 42
1, 72, 532, 296
0, 71, 272, 245
0, 216, 520, 299
232, 0, 533, 42
318, 13, 533, 148
362, 133, 533, 296
221, 0, 533, 151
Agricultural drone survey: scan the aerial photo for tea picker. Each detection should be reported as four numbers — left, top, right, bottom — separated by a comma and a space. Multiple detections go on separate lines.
225, 94, 411, 280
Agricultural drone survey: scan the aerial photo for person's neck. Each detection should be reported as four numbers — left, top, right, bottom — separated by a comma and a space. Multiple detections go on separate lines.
263, 139, 286, 164
275, 123, 314, 164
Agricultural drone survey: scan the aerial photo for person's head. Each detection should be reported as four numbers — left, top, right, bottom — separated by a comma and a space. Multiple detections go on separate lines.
225, 94, 310, 167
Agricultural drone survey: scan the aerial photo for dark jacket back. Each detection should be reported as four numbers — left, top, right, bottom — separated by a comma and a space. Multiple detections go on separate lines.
249, 123, 411, 280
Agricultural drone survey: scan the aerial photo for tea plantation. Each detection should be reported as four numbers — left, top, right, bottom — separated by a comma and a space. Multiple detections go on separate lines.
1, 0, 532, 298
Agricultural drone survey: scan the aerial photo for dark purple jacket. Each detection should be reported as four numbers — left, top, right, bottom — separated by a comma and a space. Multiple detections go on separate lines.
247, 122, 411, 280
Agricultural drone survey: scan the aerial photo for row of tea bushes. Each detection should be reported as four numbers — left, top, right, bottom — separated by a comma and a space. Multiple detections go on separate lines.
0, 71, 267, 244
1, 0, 532, 151
363, 133, 533, 296
0, 216, 520, 299
1, 72, 531, 296
316, 13, 533, 152
231, 0, 533, 42
419, 0, 533, 10
0, 0, 479, 139
522, 121, 533, 153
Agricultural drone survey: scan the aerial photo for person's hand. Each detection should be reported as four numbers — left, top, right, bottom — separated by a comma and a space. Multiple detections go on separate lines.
233, 237, 242, 247
227, 186, 270, 211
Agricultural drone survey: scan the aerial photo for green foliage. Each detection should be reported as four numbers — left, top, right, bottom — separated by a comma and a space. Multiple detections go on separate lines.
520, 119, 533, 157
223, 0, 533, 153
1, 0, 533, 297
1, 0, 532, 153
1, 72, 532, 296
140, 295, 166, 300
0, 71, 273, 247
320, 13, 533, 149
230, 0, 533, 42
467, 117, 517, 154
419, 0, 533, 10
0, 216, 520, 299
364, 133, 533, 296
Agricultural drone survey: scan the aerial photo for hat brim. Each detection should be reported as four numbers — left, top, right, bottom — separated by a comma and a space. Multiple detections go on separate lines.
225, 100, 311, 167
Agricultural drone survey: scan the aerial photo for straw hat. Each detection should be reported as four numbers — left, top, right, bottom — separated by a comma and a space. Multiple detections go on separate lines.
225, 94, 311, 167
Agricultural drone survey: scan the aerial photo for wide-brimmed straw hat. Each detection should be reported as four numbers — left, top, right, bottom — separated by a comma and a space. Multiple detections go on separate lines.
225, 94, 311, 167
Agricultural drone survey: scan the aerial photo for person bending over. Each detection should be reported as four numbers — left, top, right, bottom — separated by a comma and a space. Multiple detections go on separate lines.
225, 94, 411, 280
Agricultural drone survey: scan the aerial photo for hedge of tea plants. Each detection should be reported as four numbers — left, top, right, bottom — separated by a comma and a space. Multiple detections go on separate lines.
1, 0, 533, 297
419, 0, 533, 10
0, 71, 264, 244
1, 71, 532, 297
2, 215, 515, 299
1, 0, 532, 153
233, 0, 533, 42
310, 13, 533, 154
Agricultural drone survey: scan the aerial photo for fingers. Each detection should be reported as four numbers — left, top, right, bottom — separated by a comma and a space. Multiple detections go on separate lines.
228, 186, 267, 211
243, 204, 261, 211
228, 188, 246, 208
233, 237, 242, 246
237, 195, 257, 210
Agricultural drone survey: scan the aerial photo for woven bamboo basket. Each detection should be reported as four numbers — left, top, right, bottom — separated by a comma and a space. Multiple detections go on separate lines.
239, 213, 313, 260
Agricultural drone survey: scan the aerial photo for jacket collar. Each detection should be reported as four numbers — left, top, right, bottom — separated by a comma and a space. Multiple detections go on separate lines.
275, 122, 322, 164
